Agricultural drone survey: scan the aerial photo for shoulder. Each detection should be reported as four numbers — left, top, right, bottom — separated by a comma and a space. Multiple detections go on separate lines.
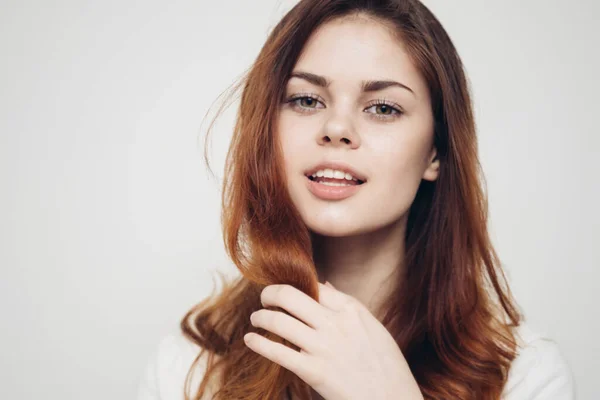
137, 330, 216, 400
502, 322, 576, 399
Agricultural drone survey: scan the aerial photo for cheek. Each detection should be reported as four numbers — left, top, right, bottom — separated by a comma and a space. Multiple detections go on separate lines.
368, 133, 432, 204
277, 118, 303, 176
278, 115, 324, 184
371, 132, 430, 178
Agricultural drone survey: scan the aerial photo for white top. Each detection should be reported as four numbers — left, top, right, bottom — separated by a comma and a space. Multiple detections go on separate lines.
137, 322, 575, 400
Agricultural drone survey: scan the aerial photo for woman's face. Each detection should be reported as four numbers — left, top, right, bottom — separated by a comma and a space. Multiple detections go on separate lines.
277, 16, 439, 237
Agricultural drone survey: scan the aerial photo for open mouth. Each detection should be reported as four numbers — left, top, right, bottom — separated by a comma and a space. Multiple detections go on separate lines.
306, 175, 366, 186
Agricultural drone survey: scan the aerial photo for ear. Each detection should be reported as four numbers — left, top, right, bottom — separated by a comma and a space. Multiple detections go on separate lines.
422, 147, 440, 181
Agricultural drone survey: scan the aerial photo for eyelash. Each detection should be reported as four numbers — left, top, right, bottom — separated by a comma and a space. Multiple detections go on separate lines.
284, 92, 404, 121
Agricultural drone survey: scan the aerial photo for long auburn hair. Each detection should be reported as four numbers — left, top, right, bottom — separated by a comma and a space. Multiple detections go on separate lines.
181, 0, 523, 399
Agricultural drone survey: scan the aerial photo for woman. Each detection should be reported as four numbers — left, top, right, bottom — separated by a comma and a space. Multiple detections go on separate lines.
138, 0, 575, 399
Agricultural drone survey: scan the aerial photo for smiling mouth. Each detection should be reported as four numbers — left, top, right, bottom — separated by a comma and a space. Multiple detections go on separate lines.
306, 175, 365, 186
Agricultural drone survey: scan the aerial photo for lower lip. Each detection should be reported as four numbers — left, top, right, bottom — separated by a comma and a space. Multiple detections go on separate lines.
305, 177, 363, 200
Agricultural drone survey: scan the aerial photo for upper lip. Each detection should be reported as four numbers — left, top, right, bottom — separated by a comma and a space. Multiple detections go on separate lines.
304, 161, 367, 182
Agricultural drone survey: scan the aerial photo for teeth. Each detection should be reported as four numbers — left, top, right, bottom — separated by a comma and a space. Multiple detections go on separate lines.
333, 170, 345, 179
318, 181, 354, 187
311, 168, 358, 181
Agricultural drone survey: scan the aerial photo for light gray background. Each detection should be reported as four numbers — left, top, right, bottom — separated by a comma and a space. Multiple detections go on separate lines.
1, 0, 598, 398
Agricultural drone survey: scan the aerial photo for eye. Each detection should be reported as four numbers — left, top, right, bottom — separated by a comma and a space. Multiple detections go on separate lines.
364, 100, 403, 120
285, 93, 325, 113
284, 94, 403, 121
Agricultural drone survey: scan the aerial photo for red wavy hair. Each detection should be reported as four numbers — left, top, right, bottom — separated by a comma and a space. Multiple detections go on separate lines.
181, 0, 523, 399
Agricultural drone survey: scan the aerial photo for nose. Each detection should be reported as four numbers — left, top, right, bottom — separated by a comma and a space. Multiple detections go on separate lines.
317, 115, 361, 149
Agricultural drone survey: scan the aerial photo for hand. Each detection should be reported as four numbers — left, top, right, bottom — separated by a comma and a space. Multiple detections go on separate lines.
243, 282, 424, 400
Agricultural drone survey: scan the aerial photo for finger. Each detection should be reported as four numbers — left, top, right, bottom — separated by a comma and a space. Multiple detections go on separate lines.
260, 285, 331, 329
317, 282, 354, 312
250, 309, 321, 354
244, 332, 311, 378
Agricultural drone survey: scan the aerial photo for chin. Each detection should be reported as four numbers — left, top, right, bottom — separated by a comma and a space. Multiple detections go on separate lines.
303, 215, 370, 237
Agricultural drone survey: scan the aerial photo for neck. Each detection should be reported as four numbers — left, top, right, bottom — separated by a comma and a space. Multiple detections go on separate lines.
311, 214, 407, 318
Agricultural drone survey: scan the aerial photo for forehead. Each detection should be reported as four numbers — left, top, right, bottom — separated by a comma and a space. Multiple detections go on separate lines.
291, 16, 427, 95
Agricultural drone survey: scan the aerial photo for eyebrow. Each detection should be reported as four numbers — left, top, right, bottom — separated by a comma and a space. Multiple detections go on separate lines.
288, 70, 415, 95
